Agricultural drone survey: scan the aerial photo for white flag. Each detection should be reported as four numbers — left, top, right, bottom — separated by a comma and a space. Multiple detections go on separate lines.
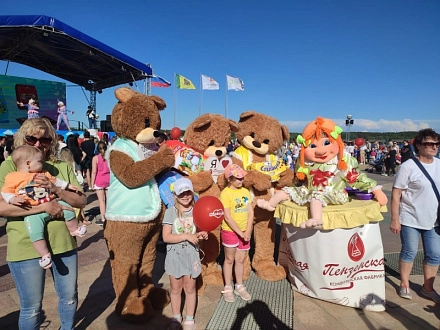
226, 75, 244, 91
201, 75, 220, 90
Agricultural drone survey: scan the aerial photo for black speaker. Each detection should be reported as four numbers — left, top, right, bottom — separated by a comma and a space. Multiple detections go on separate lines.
106, 115, 112, 121
100, 120, 113, 132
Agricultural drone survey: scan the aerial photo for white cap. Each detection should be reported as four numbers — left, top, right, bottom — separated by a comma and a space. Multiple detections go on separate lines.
173, 178, 193, 195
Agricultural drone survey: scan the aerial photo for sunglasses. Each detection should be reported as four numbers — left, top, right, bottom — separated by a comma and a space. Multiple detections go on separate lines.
422, 142, 440, 148
25, 136, 52, 146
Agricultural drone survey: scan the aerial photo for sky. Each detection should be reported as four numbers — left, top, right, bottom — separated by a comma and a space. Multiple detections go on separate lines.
1, 1, 439, 133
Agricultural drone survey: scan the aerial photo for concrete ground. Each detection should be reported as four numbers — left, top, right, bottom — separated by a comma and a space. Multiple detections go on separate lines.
0, 165, 439, 329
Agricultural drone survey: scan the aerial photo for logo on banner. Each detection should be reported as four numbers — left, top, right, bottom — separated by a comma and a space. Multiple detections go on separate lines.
348, 233, 365, 262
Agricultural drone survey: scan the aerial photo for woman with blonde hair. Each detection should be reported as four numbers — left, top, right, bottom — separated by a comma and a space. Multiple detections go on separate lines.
0, 117, 87, 329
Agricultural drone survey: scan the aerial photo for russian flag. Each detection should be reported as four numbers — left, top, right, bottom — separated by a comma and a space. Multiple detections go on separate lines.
151, 75, 171, 88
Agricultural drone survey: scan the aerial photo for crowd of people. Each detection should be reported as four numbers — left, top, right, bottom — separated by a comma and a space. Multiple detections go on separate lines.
340, 139, 416, 177
0, 119, 439, 329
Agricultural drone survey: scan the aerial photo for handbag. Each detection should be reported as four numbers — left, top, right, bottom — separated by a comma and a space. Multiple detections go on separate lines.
412, 157, 440, 225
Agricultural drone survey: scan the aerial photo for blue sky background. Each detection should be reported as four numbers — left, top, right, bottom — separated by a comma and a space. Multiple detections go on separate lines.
1, 1, 439, 133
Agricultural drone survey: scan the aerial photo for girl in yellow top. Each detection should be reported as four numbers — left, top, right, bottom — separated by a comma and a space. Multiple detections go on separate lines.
219, 164, 253, 303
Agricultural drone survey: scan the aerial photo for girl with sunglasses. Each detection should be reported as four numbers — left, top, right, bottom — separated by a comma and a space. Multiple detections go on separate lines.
0, 118, 87, 329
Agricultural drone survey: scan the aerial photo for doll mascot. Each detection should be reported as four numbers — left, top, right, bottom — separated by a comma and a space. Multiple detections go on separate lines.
258, 116, 387, 229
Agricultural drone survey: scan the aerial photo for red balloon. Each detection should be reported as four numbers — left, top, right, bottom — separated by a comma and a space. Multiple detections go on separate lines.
170, 127, 181, 140
355, 138, 364, 147
193, 196, 224, 232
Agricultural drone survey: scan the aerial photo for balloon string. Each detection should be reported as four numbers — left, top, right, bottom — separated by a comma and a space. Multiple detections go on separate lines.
197, 247, 206, 261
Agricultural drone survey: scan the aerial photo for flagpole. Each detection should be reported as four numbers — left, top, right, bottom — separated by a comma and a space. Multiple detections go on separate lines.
225, 75, 228, 118
173, 72, 176, 127
199, 74, 202, 116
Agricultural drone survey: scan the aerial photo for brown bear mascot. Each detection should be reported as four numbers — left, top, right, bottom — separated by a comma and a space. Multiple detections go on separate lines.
183, 113, 239, 292
219, 110, 294, 281
104, 87, 175, 323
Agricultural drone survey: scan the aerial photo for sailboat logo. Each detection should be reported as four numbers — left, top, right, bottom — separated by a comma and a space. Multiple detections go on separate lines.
348, 233, 365, 262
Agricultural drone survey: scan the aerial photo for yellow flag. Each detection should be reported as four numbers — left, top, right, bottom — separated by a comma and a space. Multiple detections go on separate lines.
175, 74, 196, 89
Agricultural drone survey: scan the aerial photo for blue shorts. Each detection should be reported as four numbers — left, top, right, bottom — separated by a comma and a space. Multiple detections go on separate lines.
400, 225, 440, 267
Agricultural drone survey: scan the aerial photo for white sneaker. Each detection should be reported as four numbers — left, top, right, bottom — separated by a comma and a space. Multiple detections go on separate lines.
399, 286, 412, 300
71, 225, 87, 237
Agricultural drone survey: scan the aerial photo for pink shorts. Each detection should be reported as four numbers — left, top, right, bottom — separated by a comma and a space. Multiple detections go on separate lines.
221, 230, 250, 251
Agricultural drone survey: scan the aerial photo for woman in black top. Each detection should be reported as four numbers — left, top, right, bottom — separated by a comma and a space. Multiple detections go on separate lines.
66, 134, 86, 180
80, 131, 96, 191
384, 145, 397, 176
400, 140, 413, 163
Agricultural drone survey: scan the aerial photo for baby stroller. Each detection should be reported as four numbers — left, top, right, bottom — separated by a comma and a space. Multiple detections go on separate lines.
366, 154, 385, 174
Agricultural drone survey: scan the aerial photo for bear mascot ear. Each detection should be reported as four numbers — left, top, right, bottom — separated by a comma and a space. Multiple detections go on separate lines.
114, 86, 135, 103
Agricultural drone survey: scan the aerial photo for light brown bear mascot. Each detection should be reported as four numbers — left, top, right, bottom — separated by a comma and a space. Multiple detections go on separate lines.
183, 113, 239, 292
218, 110, 294, 281
104, 87, 175, 323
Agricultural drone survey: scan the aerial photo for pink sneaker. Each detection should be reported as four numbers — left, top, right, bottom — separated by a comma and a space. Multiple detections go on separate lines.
183, 320, 196, 330
221, 286, 235, 303
234, 285, 251, 301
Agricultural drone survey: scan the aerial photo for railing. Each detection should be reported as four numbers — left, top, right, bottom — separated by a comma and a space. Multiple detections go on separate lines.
68, 120, 90, 131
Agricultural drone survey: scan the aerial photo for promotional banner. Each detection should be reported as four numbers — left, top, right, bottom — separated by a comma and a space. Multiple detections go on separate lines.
278, 223, 386, 311
0, 75, 66, 129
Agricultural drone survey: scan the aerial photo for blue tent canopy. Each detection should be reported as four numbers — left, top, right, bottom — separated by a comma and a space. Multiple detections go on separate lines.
0, 15, 153, 91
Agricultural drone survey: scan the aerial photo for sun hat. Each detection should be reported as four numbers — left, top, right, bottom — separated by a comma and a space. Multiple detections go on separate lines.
224, 164, 247, 179
173, 178, 194, 195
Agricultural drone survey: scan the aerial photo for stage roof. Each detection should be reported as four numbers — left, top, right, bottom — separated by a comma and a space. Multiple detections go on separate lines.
0, 15, 152, 91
